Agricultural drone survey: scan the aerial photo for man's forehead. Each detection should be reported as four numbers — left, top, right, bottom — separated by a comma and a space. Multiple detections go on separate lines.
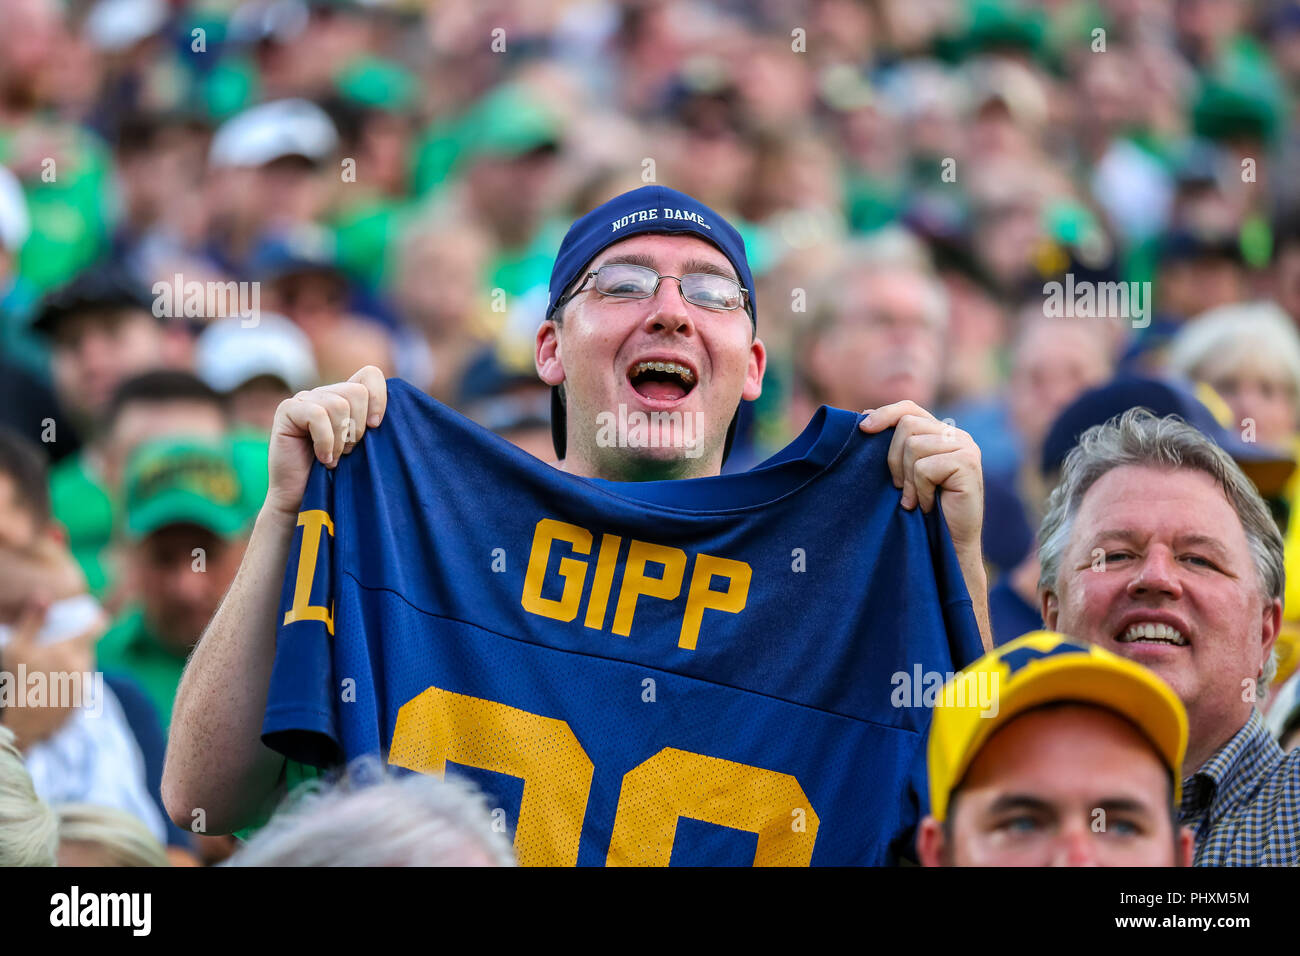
594, 234, 736, 276
1074, 463, 1241, 531
965, 704, 1168, 794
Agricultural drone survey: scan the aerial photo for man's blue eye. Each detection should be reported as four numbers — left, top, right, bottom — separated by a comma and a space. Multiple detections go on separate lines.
1000, 816, 1039, 833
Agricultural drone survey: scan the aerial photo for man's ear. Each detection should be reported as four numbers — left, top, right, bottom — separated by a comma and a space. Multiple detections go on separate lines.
1041, 587, 1059, 630
536, 319, 565, 387
1260, 597, 1283, 678
916, 816, 946, 867
742, 335, 767, 402
1178, 826, 1195, 867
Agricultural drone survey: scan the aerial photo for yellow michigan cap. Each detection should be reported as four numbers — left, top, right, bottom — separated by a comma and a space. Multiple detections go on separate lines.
927, 631, 1188, 821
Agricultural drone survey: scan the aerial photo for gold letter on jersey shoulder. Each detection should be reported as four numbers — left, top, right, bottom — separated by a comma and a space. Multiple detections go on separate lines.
283, 509, 335, 634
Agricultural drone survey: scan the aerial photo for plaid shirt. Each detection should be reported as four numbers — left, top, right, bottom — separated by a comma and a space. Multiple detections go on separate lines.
1180, 710, 1300, 866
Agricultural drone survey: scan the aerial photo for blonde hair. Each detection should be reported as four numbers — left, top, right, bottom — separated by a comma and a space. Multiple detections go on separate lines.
55, 803, 170, 867
0, 724, 58, 866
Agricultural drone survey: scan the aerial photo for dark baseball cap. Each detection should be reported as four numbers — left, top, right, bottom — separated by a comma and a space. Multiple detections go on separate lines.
30, 264, 157, 339
1040, 376, 1296, 496
545, 185, 757, 462
249, 226, 342, 283
458, 347, 552, 434
1158, 227, 1241, 266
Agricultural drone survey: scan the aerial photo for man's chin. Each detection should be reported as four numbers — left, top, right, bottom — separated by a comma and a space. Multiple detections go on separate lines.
623, 439, 710, 469
591, 437, 715, 480
1104, 637, 1191, 691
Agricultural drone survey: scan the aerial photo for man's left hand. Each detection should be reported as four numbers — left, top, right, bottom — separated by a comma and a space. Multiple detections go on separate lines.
860, 401, 991, 650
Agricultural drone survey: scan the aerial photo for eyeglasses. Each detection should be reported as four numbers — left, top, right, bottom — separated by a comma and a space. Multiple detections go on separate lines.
556, 263, 749, 314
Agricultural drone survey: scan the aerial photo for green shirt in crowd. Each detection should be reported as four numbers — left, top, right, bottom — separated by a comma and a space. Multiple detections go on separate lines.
49, 451, 114, 599
97, 606, 187, 732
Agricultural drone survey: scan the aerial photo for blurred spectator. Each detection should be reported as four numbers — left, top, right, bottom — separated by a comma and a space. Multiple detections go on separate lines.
55, 801, 169, 867
1123, 227, 1249, 373
972, 310, 1116, 580
1280, 704, 1300, 753
252, 225, 394, 382
795, 230, 947, 418
225, 758, 515, 867
0, 724, 58, 866
97, 438, 254, 732
109, 111, 213, 281
195, 313, 319, 432
1270, 220, 1300, 326
0, 162, 70, 455
458, 346, 556, 463
0, 0, 114, 295
1006, 313, 1119, 489
205, 98, 340, 275
30, 265, 179, 440
53, 370, 228, 601
325, 57, 421, 291
1166, 301, 1300, 453
429, 84, 568, 299
392, 219, 496, 404
0, 428, 168, 846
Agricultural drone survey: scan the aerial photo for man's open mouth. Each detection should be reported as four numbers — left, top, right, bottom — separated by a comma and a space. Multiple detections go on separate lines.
1115, 622, 1190, 647
628, 360, 697, 402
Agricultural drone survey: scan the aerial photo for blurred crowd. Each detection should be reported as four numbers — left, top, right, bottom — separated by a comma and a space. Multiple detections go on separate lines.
4, 0, 1300, 865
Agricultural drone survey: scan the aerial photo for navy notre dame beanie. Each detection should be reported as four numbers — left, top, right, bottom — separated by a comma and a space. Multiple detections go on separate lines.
545, 185, 757, 462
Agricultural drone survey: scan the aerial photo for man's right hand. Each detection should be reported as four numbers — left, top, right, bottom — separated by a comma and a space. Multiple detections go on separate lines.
265, 366, 388, 519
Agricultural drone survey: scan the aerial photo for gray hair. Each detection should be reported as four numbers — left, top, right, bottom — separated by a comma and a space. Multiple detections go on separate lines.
0, 724, 58, 866
823, 229, 949, 331
1166, 301, 1300, 418
225, 758, 516, 867
1038, 408, 1284, 691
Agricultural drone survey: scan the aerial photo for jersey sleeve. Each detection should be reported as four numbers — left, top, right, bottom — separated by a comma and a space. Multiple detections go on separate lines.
262, 464, 343, 767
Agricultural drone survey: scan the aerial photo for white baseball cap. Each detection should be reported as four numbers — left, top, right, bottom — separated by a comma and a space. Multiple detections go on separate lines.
209, 98, 339, 168
195, 313, 319, 394
0, 165, 31, 253
84, 0, 169, 51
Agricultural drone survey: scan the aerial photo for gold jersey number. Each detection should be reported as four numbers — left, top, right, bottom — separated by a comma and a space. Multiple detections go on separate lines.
389, 686, 820, 866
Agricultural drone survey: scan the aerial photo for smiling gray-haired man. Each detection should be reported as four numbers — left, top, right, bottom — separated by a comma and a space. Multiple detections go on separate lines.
1038, 408, 1300, 865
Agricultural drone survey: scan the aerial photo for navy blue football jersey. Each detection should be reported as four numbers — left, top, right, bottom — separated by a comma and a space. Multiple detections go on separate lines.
263, 380, 984, 865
